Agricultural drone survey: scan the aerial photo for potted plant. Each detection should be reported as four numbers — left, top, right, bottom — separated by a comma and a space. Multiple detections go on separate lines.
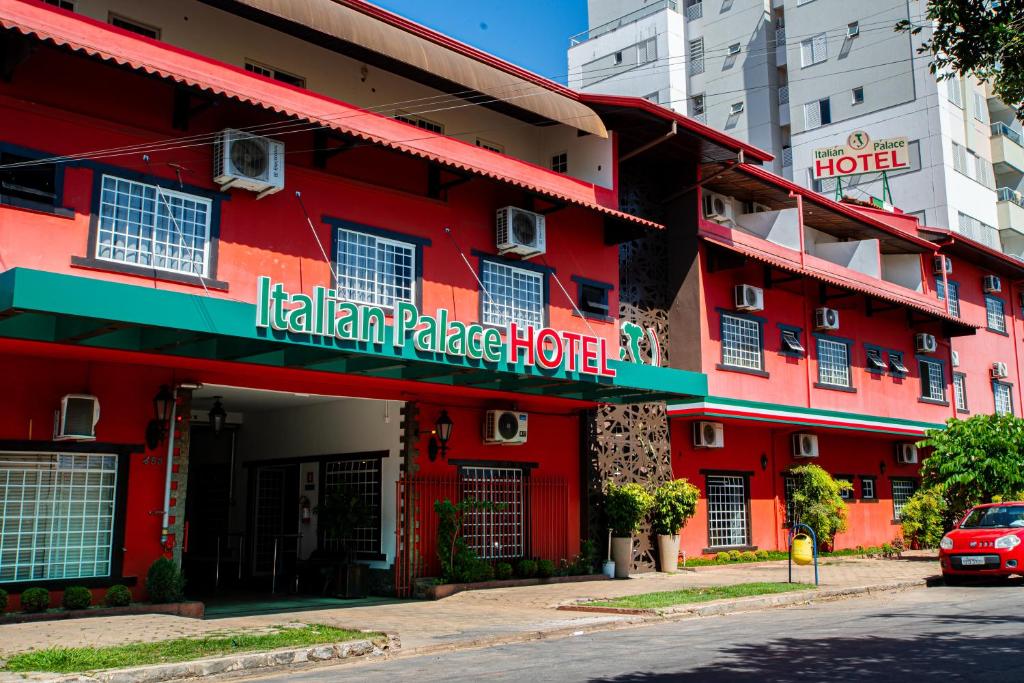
651, 479, 700, 573
315, 489, 371, 598
604, 482, 653, 578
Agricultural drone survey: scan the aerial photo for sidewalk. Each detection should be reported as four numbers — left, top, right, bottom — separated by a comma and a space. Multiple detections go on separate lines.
0, 554, 939, 660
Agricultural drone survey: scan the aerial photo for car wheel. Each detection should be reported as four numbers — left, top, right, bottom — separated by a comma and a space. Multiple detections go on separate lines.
943, 573, 967, 586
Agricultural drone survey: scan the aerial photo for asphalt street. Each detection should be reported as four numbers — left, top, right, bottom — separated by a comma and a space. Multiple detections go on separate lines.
241, 582, 1024, 682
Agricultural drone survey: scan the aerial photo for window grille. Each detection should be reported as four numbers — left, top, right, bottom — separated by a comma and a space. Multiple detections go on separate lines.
323, 458, 382, 556
994, 382, 1014, 415
685, 0, 703, 20
721, 314, 762, 370
783, 475, 797, 525
688, 38, 704, 75
817, 337, 850, 387
707, 475, 748, 547
460, 467, 525, 559
481, 261, 544, 329
0, 453, 117, 583
97, 175, 211, 277
937, 280, 961, 317
953, 372, 968, 411
335, 227, 415, 308
920, 360, 945, 402
986, 296, 1007, 333
892, 480, 916, 520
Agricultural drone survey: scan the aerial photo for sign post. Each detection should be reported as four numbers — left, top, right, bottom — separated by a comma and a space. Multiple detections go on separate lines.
812, 131, 909, 205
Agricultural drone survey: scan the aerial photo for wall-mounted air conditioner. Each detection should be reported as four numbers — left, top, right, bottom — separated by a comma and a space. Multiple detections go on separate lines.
951, 350, 960, 367
896, 443, 918, 465
54, 394, 100, 441
792, 433, 819, 458
702, 191, 735, 223
484, 410, 528, 444
983, 275, 1002, 294
213, 129, 285, 198
992, 362, 1009, 379
693, 421, 725, 448
916, 333, 937, 354
496, 207, 546, 258
734, 284, 764, 312
815, 307, 840, 331
932, 256, 952, 276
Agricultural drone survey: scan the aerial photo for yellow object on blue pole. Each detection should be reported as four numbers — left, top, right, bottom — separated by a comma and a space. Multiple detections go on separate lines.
791, 534, 814, 566
788, 524, 820, 585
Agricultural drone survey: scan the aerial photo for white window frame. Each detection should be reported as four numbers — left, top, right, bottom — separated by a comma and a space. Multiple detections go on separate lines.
953, 372, 968, 412
892, 479, 916, 520
481, 260, 545, 329
946, 77, 964, 108
816, 337, 851, 388
706, 475, 749, 548
852, 86, 864, 105
804, 98, 830, 129
720, 313, 763, 371
994, 382, 1014, 415
800, 33, 827, 67
861, 477, 876, 500
986, 295, 1007, 333
334, 226, 417, 309
920, 359, 946, 402
460, 466, 525, 560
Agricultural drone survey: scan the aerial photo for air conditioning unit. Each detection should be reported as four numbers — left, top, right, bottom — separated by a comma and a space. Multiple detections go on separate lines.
734, 284, 764, 312
916, 333, 937, 354
751, 202, 771, 213
213, 129, 285, 197
814, 307, 840, 331
484, 410, 528, 445
792, 433, 819, 459
730, 101, 745, 115
54, 394, 100, 441
932, 256, 952, 276
702, 191, 735, 223
951, 350, 960, 367
693, 421, 724, 449
896, 443, 918, 465
983, 275, 1002, 294
496, 207, 546, 259
992, 362, 1009, 379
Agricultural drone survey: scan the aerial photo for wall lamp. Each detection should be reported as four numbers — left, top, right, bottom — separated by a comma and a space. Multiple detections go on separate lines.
760, 454, 769, 471
879, 460, 887, 474
428, 409, 454, 461
145, 385, 175, 450
208, 396, 227, 436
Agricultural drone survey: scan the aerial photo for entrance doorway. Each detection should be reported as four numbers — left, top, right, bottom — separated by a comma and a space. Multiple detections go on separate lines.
181, 426, 235, 594
250, 463, 300, 591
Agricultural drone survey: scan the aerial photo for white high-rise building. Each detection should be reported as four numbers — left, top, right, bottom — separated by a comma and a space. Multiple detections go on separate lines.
568, 1, 1024, 258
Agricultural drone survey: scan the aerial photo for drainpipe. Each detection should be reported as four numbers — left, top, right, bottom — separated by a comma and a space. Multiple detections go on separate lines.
790, 190, 812, 407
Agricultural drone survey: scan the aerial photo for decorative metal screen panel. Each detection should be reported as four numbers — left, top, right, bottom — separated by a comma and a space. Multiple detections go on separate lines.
892, 480, 916, 520
335, 228, 415, 308
721, 314, 762, 370
460, 467, 525, 560
481, 261, 544, 329
817, 338, 850, 387
706, 475, 748, 548
0, 453, 117, 583
323, 458, 382, 556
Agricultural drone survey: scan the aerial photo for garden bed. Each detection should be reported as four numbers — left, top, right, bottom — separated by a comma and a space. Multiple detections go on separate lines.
1, 600, 205, 624
418, 573, 610, 600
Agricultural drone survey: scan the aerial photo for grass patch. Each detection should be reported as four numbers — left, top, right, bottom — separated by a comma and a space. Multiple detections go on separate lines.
588, 582, 812, 610
3, 624, 378, 673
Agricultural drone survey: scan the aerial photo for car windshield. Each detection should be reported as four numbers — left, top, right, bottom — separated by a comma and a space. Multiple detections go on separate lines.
960, 506, 1024, 529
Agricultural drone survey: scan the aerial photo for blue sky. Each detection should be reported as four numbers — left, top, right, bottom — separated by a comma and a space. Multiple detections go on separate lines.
374, 0, 588, 84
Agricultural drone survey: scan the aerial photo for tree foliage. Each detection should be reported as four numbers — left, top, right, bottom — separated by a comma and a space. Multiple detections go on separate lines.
787, 464, 851, 548
919, 414, 1024, 525
899, 486, 948, 549
604, 482, 654, 537
650, 479, 700, 536
897, 1, 1024, 121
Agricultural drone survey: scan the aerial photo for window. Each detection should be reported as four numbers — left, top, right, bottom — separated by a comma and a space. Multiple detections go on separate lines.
920, 359, 946, 403
334, 226, 416, 308
574, 277, 612, 319
689, 38, 705, 75
954, 372, 968, 412
0, 148, 60, 211
936, 280, 961, 317
460, 466, 525, 559
720, 313, 763, 371
852, 86, 864, 105
728, 42, 742, 56
706, 475, 748, 548
865, 347, 887, 373
322, 457, 381, 557
836, 475, 854, 501
892, 479, 916, 520
986, 295, 1007, 333
690, 94, 706, 120
847, 21, 860, 37
475, 138, 504, 154
612, 51, 623, 65
860, 476, 876, 500
637, 38, 657, 64
96, 175, 212, 277
0, 453, 118, 583
783, 475, 797, 526
957, 212, 1000, 250
816, 337, 851, 388
800, 33, 827, 67
644, 91, 661, 104
481, 260, 545, 329
394, 111, 444, 134
780, 328, 805, 355
244, 61, 305, 88
108, 13, 160, 39
550, 152, 568, 174
804, 98, 831, 129
946, 77, 963, 108
973, 91, 989, 124
952, 142, 996, 189
994, 382, 1014, 415
43, 0, 75, 9
889, 351, 909, 376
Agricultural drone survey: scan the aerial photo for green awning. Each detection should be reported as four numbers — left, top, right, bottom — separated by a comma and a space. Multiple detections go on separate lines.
0, 269, 706, 404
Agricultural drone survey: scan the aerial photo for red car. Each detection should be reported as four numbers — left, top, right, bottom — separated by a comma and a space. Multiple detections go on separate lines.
939, 502, 1024, 584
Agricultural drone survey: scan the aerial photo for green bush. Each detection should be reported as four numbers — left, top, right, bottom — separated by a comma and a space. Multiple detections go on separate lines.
604, 483, 654, 537
104, 585, 132, 608
740, 551, 758, 562
715, 552, 730, 562
881, 542, 895, 558
516, 559, 538, 578
146, 558, 185, 604
787, 464, 851, 548
20, 587, 49, 613
0, 588, 7, 611
728, 550, 742, 562
536, 559, 556, 578
900, 486, 948, 549
569, 540, 597, 575
433, 498, 495, 584
650, 479, 700, 536
61, 586, 92, 611
495, 562, 513, 580
755, 550, 769, 561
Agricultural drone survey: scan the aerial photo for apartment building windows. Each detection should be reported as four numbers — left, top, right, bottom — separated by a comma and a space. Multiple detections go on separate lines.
480, 260, 546, 329
852, 86, 864, 105
244, 61, 306, 88
973, 92, 989, 124
550, 152, 568, 174
637, 37, 657, 65
335, 225, 417, 308
800, 33, 827, 68
108, 13, 160, 40
0, 147, 61, 213
815, 336, 851, 389
804, 98, 831, 130
394, 112, 444, 134
690, 94, 706, 123
719, 313, 764, 373
475, 138, 504, 154
688, 38, 705, 76
951, 142, 995, 189
953, 372, 968, 412
43, 0, 75, 9
936, 280, 961, 317
946, 77, 964, 108
985, 295, 1007, 333
994, 381, 1014, 415
919, 359, 946, 404
612, 51, 623, 65
957, 212, 1000, 250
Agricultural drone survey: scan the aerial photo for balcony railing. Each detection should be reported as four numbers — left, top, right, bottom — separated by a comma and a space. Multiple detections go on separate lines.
782, 147, 793, 168
992, 122, 1024, 147
569, 0, 680, 45
779, 85, 789, 105
685, 1, 703, 20
998, 186, 1024, 207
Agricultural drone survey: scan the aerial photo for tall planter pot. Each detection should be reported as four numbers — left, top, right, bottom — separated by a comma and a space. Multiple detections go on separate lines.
656, 534, 680, 574
610, 536, 633, 578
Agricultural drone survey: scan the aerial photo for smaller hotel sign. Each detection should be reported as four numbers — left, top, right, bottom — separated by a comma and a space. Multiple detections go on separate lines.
812, 131, 910, 180
255, 277, 618, 378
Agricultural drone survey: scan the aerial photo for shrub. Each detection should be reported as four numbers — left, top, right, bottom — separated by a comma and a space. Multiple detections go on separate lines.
881, 542, 895, 558
740, 551, 758, 562
755, 550, 769, 561
495, 562, 513, 580
104, 585, 132, 608
569, 540, 597, 575
728, 550, 742, 562
516, 559, 538, 578
0, 588, 7, 612
604, 483, 654, 537
434, 498, 496, 584
20, 587, 49, 613
146, 558, 185, 604
900, 486, 948, 549
715, 552, 731, 563
61, 586, 92, 611
536, 559, 556, 578
650, 479, 700, 536
786, 464, 851, 548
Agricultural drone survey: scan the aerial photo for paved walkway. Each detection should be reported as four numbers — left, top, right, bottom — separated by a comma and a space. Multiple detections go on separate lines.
0, 555, 939, 657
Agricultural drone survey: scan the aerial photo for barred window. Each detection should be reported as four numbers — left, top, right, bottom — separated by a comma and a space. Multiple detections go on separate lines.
96, 175, 211, 277
322, 457, 382, 557
481, 260, 545, 329
0, 453, 118, 583
954, 372, 968, 412
986, 296, 1007, 333
920, 359, 945, 402
460, 466, 524, 560
816, 337, 850, 387
892, 479, 916, 520
335, 227, 415, 308
783, 475, 797, 526
994, 382, 1014, 416
721, 314, 763, 371
936, 280, 961, 318
707, 475, 748, 547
